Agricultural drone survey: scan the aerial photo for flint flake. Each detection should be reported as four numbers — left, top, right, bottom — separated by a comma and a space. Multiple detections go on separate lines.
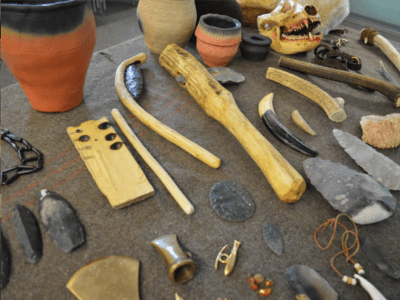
333, 129, 400, 190
210, 181, 255, 222
303, 158, 396, 225
285, 264, 339, 300
1, 231, 11, 290
13, 204, 43, 264
360, 236, 400, 279
38, 189, 85, 253
263, 223, 283, 256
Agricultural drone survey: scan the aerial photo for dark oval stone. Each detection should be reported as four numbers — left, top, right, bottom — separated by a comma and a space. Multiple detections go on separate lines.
209, 181, 255, 222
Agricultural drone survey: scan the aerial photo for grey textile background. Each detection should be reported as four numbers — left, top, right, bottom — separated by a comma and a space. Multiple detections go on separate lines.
1, 28, 399, 300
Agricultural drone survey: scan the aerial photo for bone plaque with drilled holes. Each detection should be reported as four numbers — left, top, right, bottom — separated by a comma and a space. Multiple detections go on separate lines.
67, 117, 154, 209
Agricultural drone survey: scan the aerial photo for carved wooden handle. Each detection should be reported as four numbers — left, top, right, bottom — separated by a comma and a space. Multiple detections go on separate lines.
159, 44, 306, 203
279, 56, 400, 108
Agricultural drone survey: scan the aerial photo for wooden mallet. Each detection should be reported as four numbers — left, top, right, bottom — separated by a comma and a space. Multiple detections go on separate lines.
159, 44, 306, 203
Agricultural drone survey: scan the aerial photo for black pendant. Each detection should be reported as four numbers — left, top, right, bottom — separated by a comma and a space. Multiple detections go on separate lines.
38, 189, 85, 253
13, 204, 43, 264
1, 231, 11, 290
210, 181, 255, 222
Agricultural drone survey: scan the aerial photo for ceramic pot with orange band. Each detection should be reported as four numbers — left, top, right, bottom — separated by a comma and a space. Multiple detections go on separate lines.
1, 0, 96, 113
195, 14, 241, 67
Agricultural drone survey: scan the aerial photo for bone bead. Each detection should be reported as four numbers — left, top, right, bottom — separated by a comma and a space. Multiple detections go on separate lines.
360, 113, 400, 149
291, 110, 317, 136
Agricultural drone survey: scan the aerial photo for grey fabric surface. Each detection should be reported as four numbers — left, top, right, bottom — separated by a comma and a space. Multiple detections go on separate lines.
1, 29, 399, 300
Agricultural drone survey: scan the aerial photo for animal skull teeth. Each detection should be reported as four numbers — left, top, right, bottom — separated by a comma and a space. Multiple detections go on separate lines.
280, 18, 321, 41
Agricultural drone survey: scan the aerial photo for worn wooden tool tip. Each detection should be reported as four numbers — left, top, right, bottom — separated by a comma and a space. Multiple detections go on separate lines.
67, 256, 140, 300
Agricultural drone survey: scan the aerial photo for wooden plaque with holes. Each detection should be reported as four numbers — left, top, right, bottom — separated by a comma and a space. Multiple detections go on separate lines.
67, 117, 154, 209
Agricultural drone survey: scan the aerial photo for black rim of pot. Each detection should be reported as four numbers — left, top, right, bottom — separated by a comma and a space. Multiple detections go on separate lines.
242, 33, 272, 47
200, 13, 241, 33
2, 0, 86, 13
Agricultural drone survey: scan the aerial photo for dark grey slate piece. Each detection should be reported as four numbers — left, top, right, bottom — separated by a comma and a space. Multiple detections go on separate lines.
38, 189, 85, 253
333, 129, 400, 190
207, 67, 245, 85
360, 236, 400, 279
13, 204, 43, 264
209, 181, 255, 222
1, 231, 11, 290
263, 223, 283, 256
285, 264, 339, 300
303, 157, 396, 225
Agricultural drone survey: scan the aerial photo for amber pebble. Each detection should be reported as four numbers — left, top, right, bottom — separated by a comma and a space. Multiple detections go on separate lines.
253, 274, 265, 284
247, 276, 259, 290
265, 280, 274, 287
258, 288, 272, 296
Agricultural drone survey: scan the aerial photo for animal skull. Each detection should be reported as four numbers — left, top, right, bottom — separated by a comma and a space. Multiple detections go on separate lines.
257, 0, 323, 54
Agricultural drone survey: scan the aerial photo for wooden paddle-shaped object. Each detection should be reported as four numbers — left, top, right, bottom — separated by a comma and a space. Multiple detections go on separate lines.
159, 44, 306, 203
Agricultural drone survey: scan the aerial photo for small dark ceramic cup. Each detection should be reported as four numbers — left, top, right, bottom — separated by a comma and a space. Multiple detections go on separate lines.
240, 33, 272, 62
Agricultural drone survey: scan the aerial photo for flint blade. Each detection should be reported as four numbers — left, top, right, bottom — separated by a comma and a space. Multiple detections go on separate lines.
263, 223, 283, 256
207, 67, 245, 85
38, 189, 85, 253
360, 236, 400, 279
1, 231, 11, 290
13, 204, 43, 264
333, 129, 400, 190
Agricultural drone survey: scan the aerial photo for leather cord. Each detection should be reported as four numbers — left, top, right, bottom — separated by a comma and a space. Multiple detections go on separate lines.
314, 44, 362, 72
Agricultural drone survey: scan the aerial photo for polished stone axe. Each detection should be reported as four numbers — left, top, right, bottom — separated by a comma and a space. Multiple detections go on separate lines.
159, 44, 306, 203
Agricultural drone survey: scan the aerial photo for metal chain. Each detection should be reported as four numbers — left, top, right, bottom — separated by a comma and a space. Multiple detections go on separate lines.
1, 128, 44, 185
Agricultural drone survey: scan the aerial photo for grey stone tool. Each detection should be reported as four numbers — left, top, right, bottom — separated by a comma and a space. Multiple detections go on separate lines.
285, 264, 339, 300
263, 223, 283, 256
1, 231, 11, 290
360, 236, 400, 279
13, 204, 43, 264
333, 129, 400, 190
38, 189, 85, 253
209, 181, 255, 222
207, 67, 245, 85
303, 157, 396, 225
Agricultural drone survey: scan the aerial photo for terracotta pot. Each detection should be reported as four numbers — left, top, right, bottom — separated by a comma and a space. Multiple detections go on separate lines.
137, 0, 197, 54
1, 0, 96, 113
239, 33, 271, 61
195, 14, 242, 67
190, 0, 243, 42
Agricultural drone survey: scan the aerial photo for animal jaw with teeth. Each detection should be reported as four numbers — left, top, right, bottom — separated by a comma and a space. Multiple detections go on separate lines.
257, 0, 323, 54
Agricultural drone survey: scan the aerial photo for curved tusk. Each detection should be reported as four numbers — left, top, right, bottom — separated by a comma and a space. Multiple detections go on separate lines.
259, 93, 318, 157
354, 274, 387, 300
291, 110, 317, 136
115, 53, 221, 169
266, 68, 347, 122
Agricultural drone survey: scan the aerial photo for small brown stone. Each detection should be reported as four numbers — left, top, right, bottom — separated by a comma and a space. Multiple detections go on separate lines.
360, 113, 400, 149
253, 274, 265, 284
